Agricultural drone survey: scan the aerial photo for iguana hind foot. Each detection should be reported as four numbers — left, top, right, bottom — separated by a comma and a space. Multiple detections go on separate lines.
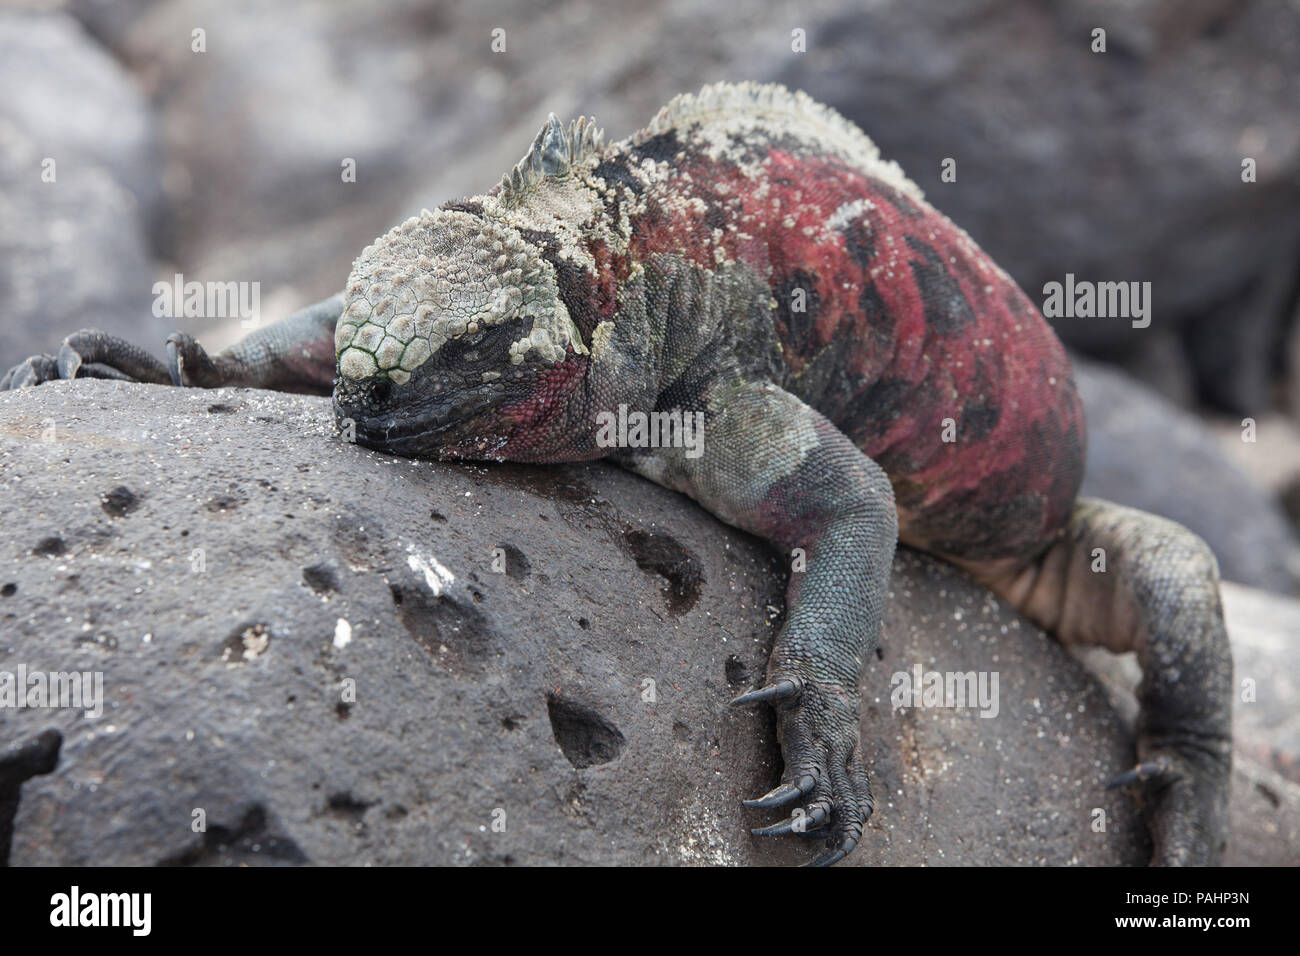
966, 497, 1233, 865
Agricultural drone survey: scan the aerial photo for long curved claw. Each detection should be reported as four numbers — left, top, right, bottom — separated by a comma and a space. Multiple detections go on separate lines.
803, 841, 854, 867
751, 804, 829, 837
742, 776, 816, 809
165, 334, 186, 385
737, 677, 873, 866
166, 331, 229, 387
55, 342, 84, 380
731, 676, 803, 707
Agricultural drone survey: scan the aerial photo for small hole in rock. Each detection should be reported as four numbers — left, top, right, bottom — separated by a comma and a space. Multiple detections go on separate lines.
725, 655, 748, 685
302, 563, 339, 594
33, 536, 66, 557
100, 485, 141, 518
546, 694, 626, 768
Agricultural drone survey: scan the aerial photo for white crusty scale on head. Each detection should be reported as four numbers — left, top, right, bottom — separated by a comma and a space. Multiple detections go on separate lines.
335, 208, 587, 384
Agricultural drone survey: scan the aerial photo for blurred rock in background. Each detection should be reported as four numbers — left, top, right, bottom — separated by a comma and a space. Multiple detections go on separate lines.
1076, 356, 1299, 593
2, 0, 1299, 591
0, 10, 171, 364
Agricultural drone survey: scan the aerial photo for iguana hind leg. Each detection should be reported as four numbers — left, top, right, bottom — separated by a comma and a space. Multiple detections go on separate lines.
962, 497, 1233, 865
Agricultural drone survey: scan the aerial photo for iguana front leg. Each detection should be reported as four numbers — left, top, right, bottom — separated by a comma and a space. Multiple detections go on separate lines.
618, 379, 897, 866
0, 293, 343, 393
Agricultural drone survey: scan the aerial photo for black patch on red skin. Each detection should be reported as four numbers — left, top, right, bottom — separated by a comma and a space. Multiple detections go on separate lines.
773, 268, 822, 363
857, 281, 895, 354
840, 377, 913, 446
958, 355, 1001, 442
882, 184, 924, 220
961, 399, 1000, 441
630, 129, 681, 165
840, 218, 876, 270
905, 237, 976, 333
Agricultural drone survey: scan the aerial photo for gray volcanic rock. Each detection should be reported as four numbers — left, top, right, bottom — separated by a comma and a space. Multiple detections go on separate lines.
1220, 582, 1300, 789
0, 381, 1295, 865
1075, 357, 1299, 594
0, 11, 170, 366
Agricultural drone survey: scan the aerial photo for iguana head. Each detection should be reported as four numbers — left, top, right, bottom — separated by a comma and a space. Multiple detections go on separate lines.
332, 206, 589, 460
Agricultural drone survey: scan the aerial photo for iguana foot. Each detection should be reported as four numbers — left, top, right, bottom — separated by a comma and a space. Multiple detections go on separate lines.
0, 330, 171, 389
1109, 742, 1230, 866
735, 677, 873, 867
0, 352, 58, 389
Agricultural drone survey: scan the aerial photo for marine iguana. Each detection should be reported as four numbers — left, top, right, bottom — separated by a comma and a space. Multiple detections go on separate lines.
1, 82, 1232, 866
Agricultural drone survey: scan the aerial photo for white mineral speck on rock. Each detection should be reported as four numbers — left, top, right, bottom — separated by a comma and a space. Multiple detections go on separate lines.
407, 548, 455, 595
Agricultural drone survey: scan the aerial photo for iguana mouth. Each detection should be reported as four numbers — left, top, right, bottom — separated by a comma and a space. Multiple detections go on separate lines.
332, 374, 504, 459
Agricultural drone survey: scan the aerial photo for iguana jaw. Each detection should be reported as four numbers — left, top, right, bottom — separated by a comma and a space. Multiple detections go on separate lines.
332, 364, 512, 460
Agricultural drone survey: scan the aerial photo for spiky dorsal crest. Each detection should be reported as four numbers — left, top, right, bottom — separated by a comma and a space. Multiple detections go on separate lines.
498, 113, 606, 204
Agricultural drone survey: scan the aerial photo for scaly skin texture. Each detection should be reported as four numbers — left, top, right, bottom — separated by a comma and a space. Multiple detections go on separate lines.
2, 82, 1231, 866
